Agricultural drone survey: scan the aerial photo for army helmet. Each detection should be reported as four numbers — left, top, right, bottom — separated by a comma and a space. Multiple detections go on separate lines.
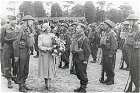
22, 15, 34, 21
104, 20, 115, 28
126, 14, 139, 20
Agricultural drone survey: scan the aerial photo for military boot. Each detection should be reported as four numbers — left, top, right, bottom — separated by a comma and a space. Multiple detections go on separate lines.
62, 64, 68, 69
23, 83, 32, 91
106, 77, 114, 85
74, 87, 82, 92
8, 79, 13, 89
79, 85, 86, 92
58, 61, 62, 68
44, 78, 52, 91
101, 77, 110, 84
19, 83, 27, 92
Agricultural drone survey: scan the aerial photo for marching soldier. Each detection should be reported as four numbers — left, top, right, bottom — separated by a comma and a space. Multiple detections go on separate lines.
88, 23, 100, 63
71, 23, 91, 92
1, 20, 16, 88
124, 14, 140, 92
99, 20, 118, 85
13, 15, 34, 92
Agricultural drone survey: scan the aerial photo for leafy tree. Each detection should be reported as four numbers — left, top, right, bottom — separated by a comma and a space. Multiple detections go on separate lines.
97, 1, 106, 10
94, 8, 105, 22
70, 4, 84, 17
83, 1, 96, 24
44, 1, 52, 17
34, 1, 46, 17
63, 1, 75, 16
119, 3, 134, 20
51, 3, 63, 17
106, 8, 123, 23
19, 1, 35, 16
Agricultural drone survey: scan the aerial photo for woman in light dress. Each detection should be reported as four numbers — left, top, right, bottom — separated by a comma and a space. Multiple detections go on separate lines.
38, 23, 56, 90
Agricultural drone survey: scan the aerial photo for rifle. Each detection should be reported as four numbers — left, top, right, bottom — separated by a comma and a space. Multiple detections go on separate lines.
124, 74, 132, 92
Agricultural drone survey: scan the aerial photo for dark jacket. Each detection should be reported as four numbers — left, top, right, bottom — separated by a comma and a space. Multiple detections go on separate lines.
101, 30, 118, 56
13, 25, 31, 57
73, 37, 91, 62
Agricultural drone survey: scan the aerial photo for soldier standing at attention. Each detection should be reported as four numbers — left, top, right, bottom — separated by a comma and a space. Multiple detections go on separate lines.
1, 20, 16, 88
13, 15, 34, 92
88, 23, 100, 63
119, 21, 130, 70
60, 23, 71, 69
99, 20, 118, 85
124, 14, 140, 92
71, 23, 91, 92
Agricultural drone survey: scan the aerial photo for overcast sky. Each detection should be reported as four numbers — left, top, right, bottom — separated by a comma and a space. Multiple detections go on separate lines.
0, 0, 139, 18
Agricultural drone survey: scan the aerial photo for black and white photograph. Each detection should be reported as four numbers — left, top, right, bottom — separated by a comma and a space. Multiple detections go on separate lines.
0, 0, 139, 92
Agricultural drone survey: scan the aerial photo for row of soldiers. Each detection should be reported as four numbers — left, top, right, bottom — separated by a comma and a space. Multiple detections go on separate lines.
1, 14, 139, 92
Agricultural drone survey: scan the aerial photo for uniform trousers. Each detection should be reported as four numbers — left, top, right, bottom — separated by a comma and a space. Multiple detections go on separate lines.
17, 48, 30, 84
73, 53, 88, 87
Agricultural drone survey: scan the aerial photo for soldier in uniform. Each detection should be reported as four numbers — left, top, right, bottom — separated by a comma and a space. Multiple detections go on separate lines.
13, 15, 34, 92
33, 20, 41, 58
99, 20, 118, 85
59, 23, 71, 69
119, 21, 130, 70
88, 23, 100, 63
70, 22, 78, 74
71, 23, 91, 92
1, 20, 16, 88
124, 14, 140, 92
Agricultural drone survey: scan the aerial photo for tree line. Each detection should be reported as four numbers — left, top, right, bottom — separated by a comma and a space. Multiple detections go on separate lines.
19, 1, 134, 24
